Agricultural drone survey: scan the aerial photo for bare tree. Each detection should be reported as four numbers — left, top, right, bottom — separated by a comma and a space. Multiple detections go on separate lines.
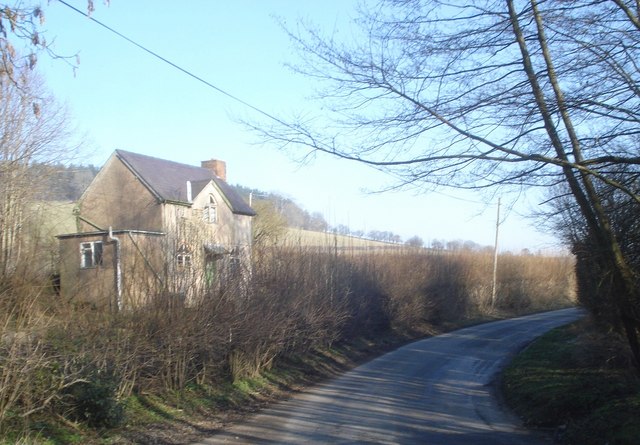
0, 4, 46, 78
0, 2, 99, 80
251, 1, 640, 369
0, 66, 75, 280
252, 199, 288, 247
405, 236, 424, 248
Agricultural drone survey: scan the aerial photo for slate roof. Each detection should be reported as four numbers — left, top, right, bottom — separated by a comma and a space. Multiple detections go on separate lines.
115, 150, 256, 216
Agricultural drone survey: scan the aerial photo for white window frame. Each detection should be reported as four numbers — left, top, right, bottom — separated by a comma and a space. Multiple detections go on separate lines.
176, 253, 192, 268
80, 241, 103, 269
203, 195, 218, 224
176, 244, 192, 268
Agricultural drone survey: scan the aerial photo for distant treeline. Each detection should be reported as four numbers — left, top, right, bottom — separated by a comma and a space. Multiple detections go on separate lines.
38, 165, 476, 249
36, 165, 329, 232
233, 185, 431, 247
33, 163, 100, 201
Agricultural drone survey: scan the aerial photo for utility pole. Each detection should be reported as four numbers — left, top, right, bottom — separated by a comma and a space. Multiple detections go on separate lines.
491, 197, 501, 308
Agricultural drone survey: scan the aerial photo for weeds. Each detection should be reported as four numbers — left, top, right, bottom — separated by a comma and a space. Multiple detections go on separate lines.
0, 245, 575, 442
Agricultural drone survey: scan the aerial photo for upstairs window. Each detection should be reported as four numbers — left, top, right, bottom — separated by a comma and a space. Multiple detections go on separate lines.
203, 195, 218, 224
80, 241, 103, 269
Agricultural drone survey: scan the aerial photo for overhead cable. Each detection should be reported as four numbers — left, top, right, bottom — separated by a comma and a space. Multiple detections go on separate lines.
56, 0, 292, 129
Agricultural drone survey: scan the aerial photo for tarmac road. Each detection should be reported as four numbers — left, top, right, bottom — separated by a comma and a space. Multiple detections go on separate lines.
194, 307, 584, 445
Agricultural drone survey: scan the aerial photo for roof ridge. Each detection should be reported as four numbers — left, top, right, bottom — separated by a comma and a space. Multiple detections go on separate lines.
116, 149, 211, 175
113, 150, 255, 216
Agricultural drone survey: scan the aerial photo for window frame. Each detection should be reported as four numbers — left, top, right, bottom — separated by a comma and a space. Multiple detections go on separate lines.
226, 246, 242, 280
176, 253, 192, 268
202, 194, 218, 224
80, 241, 103, 269
176, 244, 192, 269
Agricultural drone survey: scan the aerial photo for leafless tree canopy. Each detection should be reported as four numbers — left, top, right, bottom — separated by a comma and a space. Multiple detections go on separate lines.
259, 1, 639, 194
0, 2, 98, 80
0, 66, 75, 279
253, 0, 640, 369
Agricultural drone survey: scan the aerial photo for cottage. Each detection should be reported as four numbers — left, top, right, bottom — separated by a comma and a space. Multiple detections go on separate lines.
57, 150, 256, 310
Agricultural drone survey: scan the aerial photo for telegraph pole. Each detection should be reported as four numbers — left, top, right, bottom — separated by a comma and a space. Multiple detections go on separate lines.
491, 198, 501, 307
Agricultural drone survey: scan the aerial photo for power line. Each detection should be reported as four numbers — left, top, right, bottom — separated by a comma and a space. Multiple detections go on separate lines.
56, 0, 292, 129
53, 0, 505, 211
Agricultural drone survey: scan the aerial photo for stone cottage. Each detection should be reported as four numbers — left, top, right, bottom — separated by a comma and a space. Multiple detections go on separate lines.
57, 150, 256, 310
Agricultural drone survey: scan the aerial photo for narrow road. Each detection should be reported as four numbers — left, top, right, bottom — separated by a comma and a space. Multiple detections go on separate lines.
194, 308, 584, 445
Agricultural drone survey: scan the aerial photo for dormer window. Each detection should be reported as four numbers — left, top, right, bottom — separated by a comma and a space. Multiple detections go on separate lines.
203, 195, 217, 224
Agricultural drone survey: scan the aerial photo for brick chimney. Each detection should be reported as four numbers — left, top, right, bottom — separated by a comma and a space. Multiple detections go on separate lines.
201, 159, 227, 182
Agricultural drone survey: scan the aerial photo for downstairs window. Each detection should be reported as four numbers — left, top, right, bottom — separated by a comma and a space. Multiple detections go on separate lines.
80, 241, 103, 269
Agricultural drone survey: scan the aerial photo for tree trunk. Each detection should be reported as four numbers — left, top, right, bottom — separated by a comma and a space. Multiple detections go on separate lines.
510, 0, 640, 372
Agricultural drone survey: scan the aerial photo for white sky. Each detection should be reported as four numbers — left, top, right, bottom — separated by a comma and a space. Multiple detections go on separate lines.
34, 0, 562, 252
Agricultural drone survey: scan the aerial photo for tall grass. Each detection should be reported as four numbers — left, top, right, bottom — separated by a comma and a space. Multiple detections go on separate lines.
0, 245, 575, 438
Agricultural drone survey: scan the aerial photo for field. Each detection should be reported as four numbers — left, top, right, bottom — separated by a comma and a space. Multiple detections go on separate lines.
283, 228, 409, 251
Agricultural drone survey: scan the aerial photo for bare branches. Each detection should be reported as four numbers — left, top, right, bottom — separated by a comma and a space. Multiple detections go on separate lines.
255, 0, 640, 204
0, 3, 81, 82
0, 67, 76, 280
249, 0, 640, 368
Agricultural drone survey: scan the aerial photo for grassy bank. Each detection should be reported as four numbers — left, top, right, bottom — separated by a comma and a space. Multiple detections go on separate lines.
502, 319, 640, 445
5, 331, 425, 444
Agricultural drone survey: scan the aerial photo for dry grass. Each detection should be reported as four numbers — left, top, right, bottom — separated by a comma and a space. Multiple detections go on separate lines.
0, 242, 575, 443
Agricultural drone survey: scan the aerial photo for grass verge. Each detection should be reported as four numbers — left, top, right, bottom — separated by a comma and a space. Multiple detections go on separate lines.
502, 319, 640, 445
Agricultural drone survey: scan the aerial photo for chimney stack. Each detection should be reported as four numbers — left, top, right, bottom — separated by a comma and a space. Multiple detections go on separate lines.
201, 159, 227, 182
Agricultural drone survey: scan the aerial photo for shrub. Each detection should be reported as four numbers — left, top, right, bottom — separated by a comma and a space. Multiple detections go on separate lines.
1, 241, 575, 442
61, 365, 124, 428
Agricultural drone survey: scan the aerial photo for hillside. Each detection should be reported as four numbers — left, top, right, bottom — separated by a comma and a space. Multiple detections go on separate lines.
283, 228, 409, 251
34, 164, 416, 246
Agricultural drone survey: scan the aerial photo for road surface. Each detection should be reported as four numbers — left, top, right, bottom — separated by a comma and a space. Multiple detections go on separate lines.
194, 308, 584, 445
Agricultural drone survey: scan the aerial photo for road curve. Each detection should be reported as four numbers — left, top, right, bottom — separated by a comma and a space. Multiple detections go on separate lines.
194, 308, 584, 445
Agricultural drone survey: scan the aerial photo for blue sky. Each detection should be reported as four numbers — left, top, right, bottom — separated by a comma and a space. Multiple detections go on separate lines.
34, 0, 559, 252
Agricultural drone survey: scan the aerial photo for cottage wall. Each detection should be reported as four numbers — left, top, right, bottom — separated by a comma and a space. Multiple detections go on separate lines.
122, 232, 166, 306
59, 150, 255, 308
78, 155, 162, 231
58, 233, 117, 309
58, 231, 165, 309
162, 183, 252, 249
160, 184, 253, 302
232, 214, 253, 248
